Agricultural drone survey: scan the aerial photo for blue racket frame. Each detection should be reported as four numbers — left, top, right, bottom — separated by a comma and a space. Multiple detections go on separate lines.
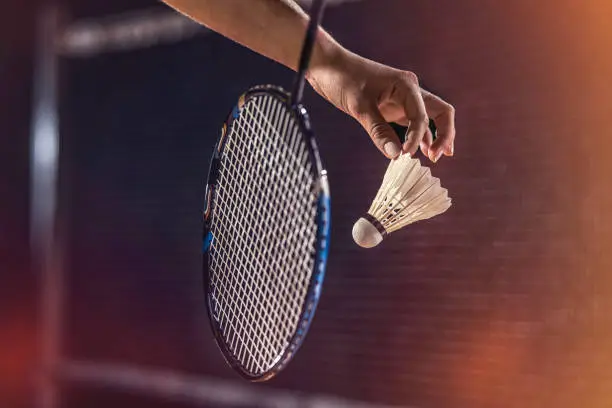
202, 85, 331, 382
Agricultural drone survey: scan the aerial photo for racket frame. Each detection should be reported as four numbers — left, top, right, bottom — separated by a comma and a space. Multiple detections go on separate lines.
202, 85, 331, 382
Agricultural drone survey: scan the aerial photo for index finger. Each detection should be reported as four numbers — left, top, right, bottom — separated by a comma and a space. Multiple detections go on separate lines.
401, 80, 429, 156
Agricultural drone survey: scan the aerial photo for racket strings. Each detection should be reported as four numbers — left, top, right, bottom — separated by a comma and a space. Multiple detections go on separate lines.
212, 141, 314, 370
208, 95, 319, 375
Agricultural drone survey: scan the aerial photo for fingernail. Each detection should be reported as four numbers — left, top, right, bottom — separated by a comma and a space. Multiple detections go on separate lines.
384, 141, 401, 159
428, 150, 436, 162
445, 142, 454, 157
432, 150, 443, 163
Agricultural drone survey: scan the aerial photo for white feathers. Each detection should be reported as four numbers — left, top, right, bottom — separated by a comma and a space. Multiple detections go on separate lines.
352, 153, 452, 248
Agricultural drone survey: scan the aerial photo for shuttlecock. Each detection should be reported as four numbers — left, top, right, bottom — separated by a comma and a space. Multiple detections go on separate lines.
352, 153, 452, 248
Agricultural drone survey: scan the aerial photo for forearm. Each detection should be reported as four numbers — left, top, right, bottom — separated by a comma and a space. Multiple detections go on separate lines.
161, 0, 343, 72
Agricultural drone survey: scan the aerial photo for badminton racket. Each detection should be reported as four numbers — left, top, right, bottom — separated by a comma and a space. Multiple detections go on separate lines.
202, 0, 331, 382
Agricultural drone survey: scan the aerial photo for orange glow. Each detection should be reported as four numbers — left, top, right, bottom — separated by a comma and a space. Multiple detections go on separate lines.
0, 317, 36, 403
447, 318, 529, 406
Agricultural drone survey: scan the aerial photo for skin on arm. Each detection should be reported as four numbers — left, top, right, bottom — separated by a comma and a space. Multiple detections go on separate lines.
161, 0, 337, 71
162, 0, 455, 162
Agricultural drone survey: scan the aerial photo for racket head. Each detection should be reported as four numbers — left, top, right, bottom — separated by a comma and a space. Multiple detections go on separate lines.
203, 85, 331, 382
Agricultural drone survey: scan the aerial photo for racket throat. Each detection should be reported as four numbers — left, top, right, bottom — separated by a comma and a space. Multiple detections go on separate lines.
290, 0, 327, 106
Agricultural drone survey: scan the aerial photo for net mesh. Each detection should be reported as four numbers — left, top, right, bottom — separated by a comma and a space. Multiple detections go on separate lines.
207, 93, 320, 377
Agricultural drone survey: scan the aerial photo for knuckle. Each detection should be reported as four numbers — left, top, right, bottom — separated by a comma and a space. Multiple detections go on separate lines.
349, 99, 370, 119
369, 122, 388, 141
414, 114, 429, 126
407, 134, 423, 145
445, 103, 456, 116
400, 71, 419, 86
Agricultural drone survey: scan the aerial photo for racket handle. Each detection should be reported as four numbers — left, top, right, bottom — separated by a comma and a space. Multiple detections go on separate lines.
389, 120, 437, 159
291, 0, 327, 105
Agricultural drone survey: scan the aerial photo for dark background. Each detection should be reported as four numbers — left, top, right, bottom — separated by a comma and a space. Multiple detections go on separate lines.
1, 0, 38, 406
2, 1, 612, 408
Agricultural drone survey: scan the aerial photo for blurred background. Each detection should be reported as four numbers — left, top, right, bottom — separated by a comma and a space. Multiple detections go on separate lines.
2, 0, 612, 407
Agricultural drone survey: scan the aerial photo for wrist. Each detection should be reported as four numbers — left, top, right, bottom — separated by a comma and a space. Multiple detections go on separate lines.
305, 30, 348, 79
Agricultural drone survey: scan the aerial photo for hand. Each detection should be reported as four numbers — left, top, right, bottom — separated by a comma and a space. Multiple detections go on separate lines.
307, 49, 456, 162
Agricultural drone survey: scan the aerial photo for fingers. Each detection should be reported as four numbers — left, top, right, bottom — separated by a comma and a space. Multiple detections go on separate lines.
421, 89, 456, 162
420, 126, 434, 159
354, 103, 403, 159
399, 74, 429, 157
348, 69, 455, 162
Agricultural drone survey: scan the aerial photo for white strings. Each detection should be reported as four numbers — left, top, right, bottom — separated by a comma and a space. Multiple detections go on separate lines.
208, 94, 319, 376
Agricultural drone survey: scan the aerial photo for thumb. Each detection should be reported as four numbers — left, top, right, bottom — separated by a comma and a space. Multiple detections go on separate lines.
355, 104, 402, 159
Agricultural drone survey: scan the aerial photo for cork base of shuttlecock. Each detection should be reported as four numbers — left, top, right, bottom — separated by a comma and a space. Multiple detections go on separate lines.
352, 216, 385, 248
